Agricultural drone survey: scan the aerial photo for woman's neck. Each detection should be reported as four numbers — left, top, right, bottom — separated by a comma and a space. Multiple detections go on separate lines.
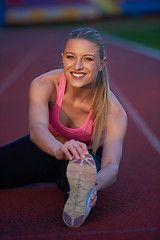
65, 81, 95, 104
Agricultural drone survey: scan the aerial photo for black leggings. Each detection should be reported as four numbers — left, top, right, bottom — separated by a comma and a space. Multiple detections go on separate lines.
0, 135, 102, 191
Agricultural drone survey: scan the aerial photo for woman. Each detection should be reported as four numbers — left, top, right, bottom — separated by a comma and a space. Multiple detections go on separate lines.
0, 28, 127, 227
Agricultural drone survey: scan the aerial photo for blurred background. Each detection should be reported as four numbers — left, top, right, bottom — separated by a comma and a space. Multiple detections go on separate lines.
0, 0, 160, 26
0, 0, 160, 49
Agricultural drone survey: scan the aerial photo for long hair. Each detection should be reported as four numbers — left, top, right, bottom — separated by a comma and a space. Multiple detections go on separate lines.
63, 28, 110, 154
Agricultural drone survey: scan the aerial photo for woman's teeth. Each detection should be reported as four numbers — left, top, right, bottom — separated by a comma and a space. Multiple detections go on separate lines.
72, 73, 85, 78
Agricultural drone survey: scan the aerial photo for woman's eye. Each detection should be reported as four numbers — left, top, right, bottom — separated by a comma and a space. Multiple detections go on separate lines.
85, 57, 93, 61
67, 55, 74, 59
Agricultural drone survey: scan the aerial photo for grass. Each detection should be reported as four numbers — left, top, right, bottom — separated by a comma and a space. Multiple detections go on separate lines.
94, 16, 160, 50
58, 16, 160, 50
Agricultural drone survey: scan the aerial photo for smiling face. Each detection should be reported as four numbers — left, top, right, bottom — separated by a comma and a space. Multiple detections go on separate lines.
62, 39, 106, 89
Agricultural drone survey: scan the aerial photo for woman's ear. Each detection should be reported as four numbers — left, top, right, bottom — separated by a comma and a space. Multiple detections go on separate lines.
61, 53, 64, 61
100, 57, 107, 71
61, 53, 64, 68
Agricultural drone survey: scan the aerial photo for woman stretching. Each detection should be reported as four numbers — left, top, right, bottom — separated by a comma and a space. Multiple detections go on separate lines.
0, 27, 127, 227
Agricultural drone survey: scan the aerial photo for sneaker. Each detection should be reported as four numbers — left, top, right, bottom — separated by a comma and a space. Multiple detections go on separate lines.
62, 154, 97, 227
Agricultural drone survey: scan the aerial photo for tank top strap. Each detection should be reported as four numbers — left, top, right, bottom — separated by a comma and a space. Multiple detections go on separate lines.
56, 72, 66, 107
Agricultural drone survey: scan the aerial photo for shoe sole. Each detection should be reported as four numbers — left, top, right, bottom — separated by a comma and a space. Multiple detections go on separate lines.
63, 154, 96, 227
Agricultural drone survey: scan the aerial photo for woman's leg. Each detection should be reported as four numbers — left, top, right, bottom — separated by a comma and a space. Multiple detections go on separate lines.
0, 135, 69, 190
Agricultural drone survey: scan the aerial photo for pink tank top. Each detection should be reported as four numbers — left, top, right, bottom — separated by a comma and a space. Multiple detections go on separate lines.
49, 72, 94, 143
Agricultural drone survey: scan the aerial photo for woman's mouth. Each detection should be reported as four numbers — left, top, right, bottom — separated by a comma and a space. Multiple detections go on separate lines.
71, 72, 86, 78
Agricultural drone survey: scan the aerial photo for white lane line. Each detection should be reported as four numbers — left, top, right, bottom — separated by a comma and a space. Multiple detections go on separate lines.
0, 38, 49, 97
111, 80, 160, 155
102, 32, 160, 60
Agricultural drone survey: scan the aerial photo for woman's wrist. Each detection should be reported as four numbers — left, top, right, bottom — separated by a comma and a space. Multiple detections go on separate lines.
52, 146, 58, 158
52, 140, 64, 159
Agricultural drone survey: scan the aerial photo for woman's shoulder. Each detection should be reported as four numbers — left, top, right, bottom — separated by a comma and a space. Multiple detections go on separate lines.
103, 90, 127, 140
30, 69, 63, 104
109, 90, 127, 121
32, 69, 63, 86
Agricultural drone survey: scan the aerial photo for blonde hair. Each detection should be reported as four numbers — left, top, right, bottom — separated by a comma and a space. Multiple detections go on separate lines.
64, 28, 110, 154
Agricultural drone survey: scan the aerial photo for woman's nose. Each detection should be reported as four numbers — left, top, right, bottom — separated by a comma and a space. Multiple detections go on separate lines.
74, 59, 83, 70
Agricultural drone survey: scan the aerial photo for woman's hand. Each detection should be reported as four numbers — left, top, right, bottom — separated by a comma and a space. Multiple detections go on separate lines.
55, 139, 89, 160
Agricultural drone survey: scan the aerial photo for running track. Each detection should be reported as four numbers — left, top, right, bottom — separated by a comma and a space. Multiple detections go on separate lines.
0, 25, 160, 240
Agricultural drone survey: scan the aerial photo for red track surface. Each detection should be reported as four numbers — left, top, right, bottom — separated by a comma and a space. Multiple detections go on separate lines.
0, 26, 160, 240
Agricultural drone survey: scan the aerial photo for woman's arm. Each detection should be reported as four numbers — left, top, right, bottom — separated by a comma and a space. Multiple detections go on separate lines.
90, 92, 127, 207
29, 72, 63, 156
97, 92, 127, 191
